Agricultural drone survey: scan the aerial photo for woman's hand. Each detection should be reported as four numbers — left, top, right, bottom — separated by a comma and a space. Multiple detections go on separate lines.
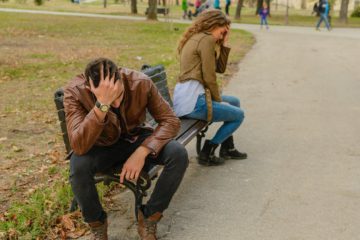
222, 26, 230, 46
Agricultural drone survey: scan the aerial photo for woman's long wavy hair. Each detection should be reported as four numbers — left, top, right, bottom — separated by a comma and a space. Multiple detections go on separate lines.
177, 9, 231, 54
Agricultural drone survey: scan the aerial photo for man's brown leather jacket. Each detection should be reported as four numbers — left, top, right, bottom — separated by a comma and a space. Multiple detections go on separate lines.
63, 68, 180, 156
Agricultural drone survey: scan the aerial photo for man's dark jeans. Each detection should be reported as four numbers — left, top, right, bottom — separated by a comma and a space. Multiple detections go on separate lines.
69, 130, 189, 223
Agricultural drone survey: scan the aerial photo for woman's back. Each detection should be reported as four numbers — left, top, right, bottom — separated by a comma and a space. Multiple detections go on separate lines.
179, 32, 215, 84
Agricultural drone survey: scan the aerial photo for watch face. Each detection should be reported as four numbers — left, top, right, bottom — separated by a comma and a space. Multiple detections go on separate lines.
100, 105, 109, 112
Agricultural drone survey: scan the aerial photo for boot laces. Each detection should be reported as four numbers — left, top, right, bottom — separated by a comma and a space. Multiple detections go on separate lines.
93, 230, 105, 239
91, 225, 106, 239
145, 221, 157, 235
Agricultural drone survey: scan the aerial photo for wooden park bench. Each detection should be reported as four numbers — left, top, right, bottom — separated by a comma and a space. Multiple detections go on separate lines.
145, 7, 170, 16
54, 64, 210, 219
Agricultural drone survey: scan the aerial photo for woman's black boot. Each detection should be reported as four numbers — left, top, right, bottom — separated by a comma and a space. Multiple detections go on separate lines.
198, 140, 225, 166
219, 136, 247, 160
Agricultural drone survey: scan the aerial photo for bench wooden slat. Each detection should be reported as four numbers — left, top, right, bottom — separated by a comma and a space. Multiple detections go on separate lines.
154, 78, 167, 87
141, 65, 164, 78
150, 72, 167, 84
176, 119, 208, 146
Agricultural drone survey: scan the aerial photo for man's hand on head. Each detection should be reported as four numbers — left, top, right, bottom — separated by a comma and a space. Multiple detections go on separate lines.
120, 146, 152, 183
88, 64, 122, 105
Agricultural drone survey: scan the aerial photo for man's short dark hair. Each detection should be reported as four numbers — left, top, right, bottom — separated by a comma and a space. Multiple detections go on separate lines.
84, 58, 121, 88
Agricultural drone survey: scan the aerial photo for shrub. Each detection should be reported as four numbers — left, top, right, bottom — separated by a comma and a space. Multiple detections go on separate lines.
351, 6, 360, 17
34, 0, 44, 5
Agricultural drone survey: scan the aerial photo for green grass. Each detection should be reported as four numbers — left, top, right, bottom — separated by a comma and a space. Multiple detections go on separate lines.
0, 12, 254, 238
0, 175, 73, 237
27, 53, 55, 59
0, 167, 115, 238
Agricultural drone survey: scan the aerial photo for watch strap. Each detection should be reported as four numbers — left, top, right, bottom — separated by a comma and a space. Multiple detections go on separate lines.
95, 100, 110, 112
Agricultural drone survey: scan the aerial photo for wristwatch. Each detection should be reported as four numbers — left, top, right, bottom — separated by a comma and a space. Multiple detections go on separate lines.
95, 100, 110, 113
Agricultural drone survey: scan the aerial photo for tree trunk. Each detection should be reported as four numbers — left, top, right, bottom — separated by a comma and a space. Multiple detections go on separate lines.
162, 0, 166, 6
235, 0, 244, 19
339, 0, 350, 23
103, 0, 107, 8
301, 0, 306, 9
285, 0, 289, 24
256, 0, 261, 14
176, 0, 179, 6
248, 0, 255, 8
131, 0, 137, 13
147, 0, 158, 20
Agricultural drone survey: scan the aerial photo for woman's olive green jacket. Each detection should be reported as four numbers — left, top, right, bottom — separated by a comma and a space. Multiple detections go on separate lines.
178, 32, 230, 102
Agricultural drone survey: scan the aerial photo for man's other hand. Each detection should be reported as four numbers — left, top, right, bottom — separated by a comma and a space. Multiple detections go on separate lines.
120, 146, 152, 183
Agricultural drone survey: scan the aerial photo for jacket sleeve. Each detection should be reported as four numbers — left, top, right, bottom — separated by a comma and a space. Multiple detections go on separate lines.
198, 36, 222, 102
141, 80, 181, 156
216, 45, 231, 73
63, 87, 108, 155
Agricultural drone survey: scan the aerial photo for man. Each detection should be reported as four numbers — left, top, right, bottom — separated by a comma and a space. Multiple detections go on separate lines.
63, 58, 188, 240
316, 0, 331, 31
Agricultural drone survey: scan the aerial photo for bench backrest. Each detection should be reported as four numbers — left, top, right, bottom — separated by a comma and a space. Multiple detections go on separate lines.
54, 65, 170, 154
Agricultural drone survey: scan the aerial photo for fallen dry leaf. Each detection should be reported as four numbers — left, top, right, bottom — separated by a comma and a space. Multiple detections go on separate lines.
60, 215, 75, 231
7, 228, 18, 239
66, 229, 86, 239
38, 165, 48, 174
11, 145, 23, 152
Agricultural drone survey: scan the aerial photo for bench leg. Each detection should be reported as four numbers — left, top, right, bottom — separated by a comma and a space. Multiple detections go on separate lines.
69, 174, 150, 221
196, 125, 210, 155
101, 175, 149, 221
103, 176, 146, 220
135, 186, 144, 221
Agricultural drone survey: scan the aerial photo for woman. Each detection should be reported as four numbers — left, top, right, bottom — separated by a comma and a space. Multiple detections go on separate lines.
173, 9, 247, 166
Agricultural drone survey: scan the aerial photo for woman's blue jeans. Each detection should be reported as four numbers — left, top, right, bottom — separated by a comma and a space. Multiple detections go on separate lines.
184, 94, 244, 144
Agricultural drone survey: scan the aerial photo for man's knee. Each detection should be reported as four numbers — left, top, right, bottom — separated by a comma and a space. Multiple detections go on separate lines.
70, 154, 94, 179
163, 141, 189, 170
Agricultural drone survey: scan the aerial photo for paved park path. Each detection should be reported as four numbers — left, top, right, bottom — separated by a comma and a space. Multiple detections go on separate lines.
98, 23, 360, 240
2, 8, 360, 239
161, 26, 360, 240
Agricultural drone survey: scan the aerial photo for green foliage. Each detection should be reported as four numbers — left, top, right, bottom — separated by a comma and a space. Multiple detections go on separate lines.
0, 172, 115, 238
351, 6, 360, 17
34, 0, 44, 5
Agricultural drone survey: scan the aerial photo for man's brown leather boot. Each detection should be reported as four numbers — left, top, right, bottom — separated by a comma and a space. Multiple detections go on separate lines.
138, 209, 163, 240
88, 219, 108, 240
